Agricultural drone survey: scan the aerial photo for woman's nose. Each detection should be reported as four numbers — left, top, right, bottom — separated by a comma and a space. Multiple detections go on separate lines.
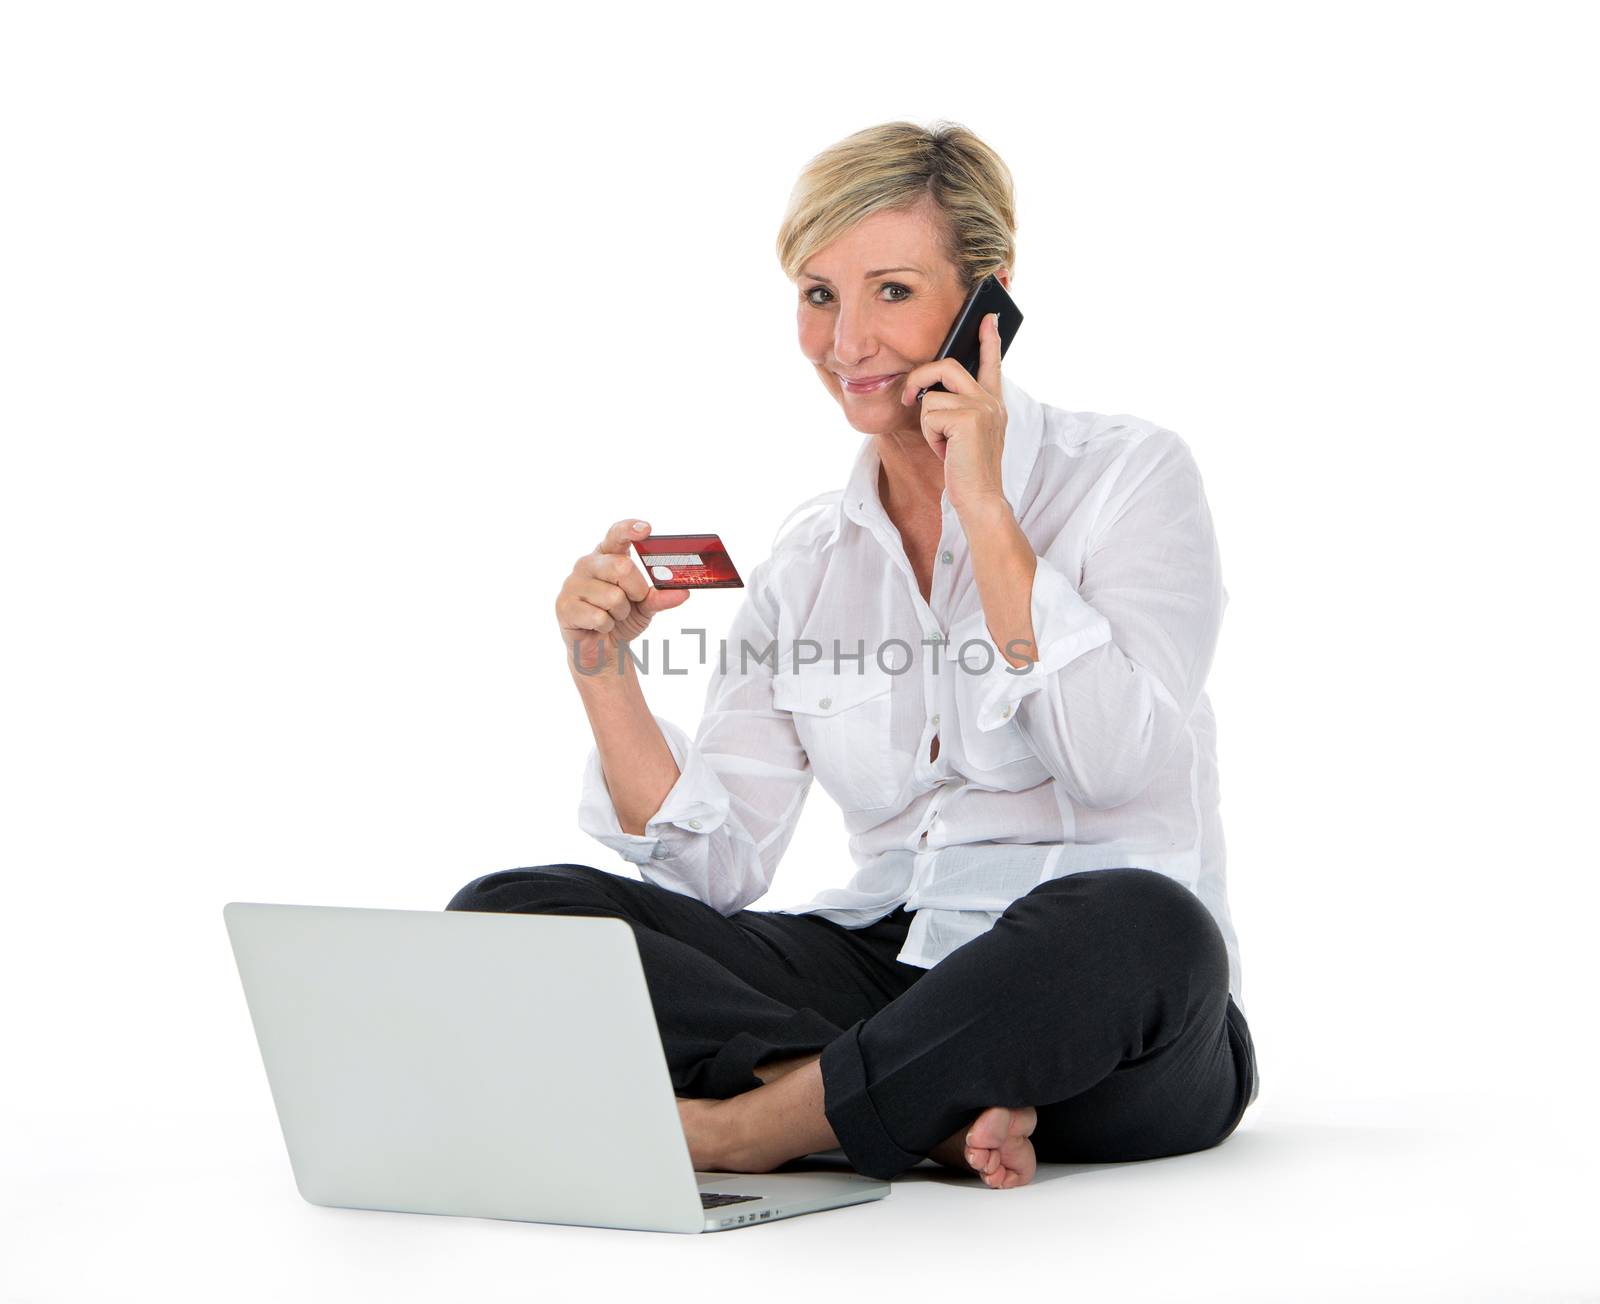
833, 302, 877, 363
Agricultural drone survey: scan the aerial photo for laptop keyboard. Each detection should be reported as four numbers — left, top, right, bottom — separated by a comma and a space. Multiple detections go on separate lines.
700, 1191, 761, 1209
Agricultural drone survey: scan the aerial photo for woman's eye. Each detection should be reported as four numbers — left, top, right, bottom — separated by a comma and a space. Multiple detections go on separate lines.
803, 283, 912, 306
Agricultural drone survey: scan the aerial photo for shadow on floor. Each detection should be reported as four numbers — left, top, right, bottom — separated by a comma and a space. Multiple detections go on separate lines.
771, 1119, 1429, 1187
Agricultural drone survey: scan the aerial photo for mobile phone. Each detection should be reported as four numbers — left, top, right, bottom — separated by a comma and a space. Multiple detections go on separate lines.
631, 532, 744, 589
913, 274, 1024, 401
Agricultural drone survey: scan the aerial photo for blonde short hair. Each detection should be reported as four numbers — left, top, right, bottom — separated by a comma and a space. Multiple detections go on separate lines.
774, 120, 1017, 292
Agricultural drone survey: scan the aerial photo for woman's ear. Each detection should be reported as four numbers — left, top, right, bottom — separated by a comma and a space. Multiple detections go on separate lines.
996, 267, 1011, 291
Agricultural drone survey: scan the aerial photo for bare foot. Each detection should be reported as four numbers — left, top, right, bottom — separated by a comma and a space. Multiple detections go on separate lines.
673, 1053, 823, 1172
926, 1105, 1039, 1189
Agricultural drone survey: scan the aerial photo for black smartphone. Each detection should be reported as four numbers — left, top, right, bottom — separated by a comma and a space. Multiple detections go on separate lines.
913, 274, 1024, 401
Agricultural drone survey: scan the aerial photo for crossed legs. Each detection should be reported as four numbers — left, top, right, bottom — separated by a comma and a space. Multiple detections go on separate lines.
445, 863, 1255, 1186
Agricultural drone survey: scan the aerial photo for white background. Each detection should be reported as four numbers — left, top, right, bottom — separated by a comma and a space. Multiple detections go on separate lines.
3, 1, 1595, 1299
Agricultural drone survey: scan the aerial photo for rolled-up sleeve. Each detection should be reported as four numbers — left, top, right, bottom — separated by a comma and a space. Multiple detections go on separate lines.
577, 713, 736, 862
575, 556, 814, 914
947, 429, 1226, 810
945, 553, 1113, 730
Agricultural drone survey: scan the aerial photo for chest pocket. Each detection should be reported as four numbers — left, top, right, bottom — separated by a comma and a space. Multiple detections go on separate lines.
954, 702, 1039, 774
936, 642, 1041, 777
772, 663, 903, 813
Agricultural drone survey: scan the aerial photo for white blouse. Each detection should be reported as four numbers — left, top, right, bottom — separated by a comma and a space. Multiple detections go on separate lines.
578, 373, 1245, 1012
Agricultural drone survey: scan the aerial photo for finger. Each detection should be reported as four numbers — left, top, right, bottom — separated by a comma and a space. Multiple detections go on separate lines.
562, 599, 616, 633
598, 518, 651, 555
574, 577, 632, 622
914, 395, 953, 462
641, 586, 692, 613
977, 312, 1002, 395
580, 550, 650, 603
900, 357, 979, 404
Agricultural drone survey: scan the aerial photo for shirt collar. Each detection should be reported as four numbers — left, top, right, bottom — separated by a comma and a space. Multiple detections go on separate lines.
833, 372, 1045, 543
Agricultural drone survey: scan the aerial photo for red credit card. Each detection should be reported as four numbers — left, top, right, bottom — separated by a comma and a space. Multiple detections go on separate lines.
631, 533, 744, 589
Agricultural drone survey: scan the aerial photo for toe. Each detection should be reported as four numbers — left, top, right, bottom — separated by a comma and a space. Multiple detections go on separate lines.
999, 1142, 1037, 1186
959, 1105, 1042, 1185
968, 1105, 1011, 1150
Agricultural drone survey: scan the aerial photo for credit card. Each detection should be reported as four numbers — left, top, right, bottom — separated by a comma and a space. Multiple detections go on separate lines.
631, 533, 744, 589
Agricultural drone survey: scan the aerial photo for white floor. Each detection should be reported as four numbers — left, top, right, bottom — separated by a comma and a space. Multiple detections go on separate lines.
4, 1090, 1593, 1303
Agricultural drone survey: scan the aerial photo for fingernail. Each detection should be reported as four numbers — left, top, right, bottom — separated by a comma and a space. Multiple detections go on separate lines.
634, 521, 648, 531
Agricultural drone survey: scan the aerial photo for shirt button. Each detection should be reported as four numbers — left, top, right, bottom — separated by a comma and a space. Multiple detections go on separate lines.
651, 845, 669, 859
1000, 704, 1012, 719
941, 550, 953, 564
688, 818, 702, 830
931, 713, 940, 727
819, 697, 832, 709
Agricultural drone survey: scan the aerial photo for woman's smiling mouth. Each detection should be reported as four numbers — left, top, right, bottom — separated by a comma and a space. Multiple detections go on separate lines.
838, 373, 902, 394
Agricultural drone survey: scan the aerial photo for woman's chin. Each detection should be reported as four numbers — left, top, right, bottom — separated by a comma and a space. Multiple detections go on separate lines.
835, 397, 900, 432
842, 414, 893, 438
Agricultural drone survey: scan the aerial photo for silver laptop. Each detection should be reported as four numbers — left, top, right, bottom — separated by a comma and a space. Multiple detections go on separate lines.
222, 902, 890, 1233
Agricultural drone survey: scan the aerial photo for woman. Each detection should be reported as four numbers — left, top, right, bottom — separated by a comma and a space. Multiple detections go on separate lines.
447, 121, 1258, 1189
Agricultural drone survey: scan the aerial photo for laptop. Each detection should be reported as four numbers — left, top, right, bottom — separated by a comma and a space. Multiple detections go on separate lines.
222, 901, 891, 1233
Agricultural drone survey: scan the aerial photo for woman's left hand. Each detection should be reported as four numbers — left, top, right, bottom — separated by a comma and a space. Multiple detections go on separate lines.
900, 310, 1008, 517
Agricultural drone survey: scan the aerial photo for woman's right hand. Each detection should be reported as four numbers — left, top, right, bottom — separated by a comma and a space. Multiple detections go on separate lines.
557, 519, 691, 674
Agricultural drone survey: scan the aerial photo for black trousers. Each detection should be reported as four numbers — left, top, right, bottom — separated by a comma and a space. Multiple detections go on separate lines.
444, 862, 1259, 1182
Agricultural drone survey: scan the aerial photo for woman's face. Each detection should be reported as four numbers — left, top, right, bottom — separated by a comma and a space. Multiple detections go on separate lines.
796, 198, 1009, 438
